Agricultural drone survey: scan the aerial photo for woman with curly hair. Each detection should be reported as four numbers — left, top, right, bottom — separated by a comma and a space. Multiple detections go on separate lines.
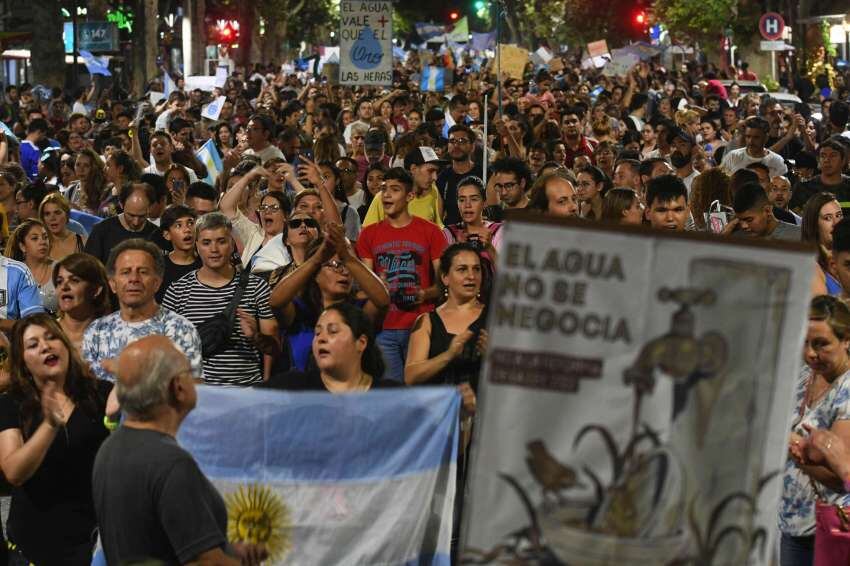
0, 313, 112, 565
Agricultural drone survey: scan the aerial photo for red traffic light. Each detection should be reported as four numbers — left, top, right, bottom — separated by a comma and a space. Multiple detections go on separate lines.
221, 27, 232, 38
635, 11, 646, 24
449, 11, 460, 21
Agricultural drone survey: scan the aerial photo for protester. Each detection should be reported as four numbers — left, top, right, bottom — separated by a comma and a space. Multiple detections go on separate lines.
688, 169, 732, 231
728, 183, 802, 241
0, 248, 44, 331
645, 175, 690, 231
782, 295, 850, 565
83, 182, 158, 265
601, 188, 644, 225
405, 243, 488, 388
156, 204, 201, 302
82, 239, 202, 382
528, 171, 580, 218
802, 193, 844, 296
39, 193, 86, 261
5, 220, 57, 313
356, 167, 446, 381
0, 313, 112, 565
363, 147, 444, 227
93, 335, 267, 565
163, 213, 277, 385
576, 165, 607, 220
54, 253, 111, 353
273, 302, 395, 392
269, 223, 388, 372
490, 157, 532, 215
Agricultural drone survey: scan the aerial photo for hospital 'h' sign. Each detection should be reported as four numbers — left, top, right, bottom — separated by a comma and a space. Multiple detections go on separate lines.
759, 12, 785, 41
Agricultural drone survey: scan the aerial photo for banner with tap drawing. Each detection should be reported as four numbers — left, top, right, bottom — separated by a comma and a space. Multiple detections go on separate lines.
461, 215, 814, 565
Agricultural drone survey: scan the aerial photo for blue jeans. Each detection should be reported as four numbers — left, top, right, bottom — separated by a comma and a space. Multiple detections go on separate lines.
377, 329, 410, 383
780, 533, 814, 566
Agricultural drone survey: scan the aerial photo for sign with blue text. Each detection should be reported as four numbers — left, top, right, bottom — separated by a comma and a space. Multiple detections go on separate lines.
339, 1, 393, 85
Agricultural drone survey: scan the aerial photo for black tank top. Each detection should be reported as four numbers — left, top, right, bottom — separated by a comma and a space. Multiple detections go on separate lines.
426, 308, 487, 388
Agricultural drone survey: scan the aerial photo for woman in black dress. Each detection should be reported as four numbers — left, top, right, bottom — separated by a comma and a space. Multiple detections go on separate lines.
404, 243, 488, 390
0, 313, 112, 565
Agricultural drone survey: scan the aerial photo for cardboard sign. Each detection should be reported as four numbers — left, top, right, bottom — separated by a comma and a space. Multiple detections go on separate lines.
461, 216, 814, 565
498, 44, 529, 80
587, 39, 610, 58
339, 1, 393, 85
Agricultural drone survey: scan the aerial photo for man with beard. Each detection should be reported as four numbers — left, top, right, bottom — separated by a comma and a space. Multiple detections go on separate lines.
437, 124, 483, 226
560, 107, 597, 169
668, 127, 699, 195
491, 157, 533, 215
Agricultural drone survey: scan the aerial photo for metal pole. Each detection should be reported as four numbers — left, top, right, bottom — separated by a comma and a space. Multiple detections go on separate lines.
495, 0, 502, 117
72, 0, 79, 88
483, 93, 488, 186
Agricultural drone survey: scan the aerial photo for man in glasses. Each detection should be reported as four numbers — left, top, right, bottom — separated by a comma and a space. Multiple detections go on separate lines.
163, 212, 277, 386
336, 156, 366, 212
490, 157, 533, 219
437, 124, 483, 226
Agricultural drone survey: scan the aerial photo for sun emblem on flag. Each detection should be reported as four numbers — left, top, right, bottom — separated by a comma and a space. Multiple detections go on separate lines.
225, 484, 292, 561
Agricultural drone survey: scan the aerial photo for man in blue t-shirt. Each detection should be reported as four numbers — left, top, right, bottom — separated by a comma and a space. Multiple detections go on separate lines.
19, 118, 51, 181
0, 255, 44, 331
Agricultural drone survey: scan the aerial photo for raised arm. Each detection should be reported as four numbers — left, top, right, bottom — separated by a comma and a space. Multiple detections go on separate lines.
297, 156, 343, 225
219, 166, 265, 219
269, 238, 335, 324
327, 223, 389, 320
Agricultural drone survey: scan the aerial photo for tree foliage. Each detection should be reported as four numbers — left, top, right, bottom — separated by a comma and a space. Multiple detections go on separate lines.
654, 0, 760, 47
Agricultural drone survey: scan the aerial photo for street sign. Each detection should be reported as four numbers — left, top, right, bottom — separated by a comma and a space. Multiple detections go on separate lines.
760, 40, 787, 51
63, 22, 119, 53
759, 12, 785, 41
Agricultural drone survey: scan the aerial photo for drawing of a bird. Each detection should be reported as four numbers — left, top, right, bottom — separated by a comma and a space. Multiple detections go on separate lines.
525, 439, 583, 505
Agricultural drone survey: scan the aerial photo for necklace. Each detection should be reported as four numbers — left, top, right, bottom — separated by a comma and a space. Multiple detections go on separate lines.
804, 362, 850, 412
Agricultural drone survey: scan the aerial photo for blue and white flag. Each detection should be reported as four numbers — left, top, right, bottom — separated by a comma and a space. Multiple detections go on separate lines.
163, 71, 177, 96
79, 50, 111, 76
470, 32, 496, 52
195, 139, 223, 186
201, 95, 227, 121
421, 66, 446, 92
415, 22, 446, 43
178, 386, 460, 565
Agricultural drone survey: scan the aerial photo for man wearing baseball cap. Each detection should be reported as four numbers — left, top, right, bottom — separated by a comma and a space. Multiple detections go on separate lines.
362, 146, 445, 227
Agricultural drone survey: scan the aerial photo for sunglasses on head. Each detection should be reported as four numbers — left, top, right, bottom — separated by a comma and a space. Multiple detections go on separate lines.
288, 218, 320, 229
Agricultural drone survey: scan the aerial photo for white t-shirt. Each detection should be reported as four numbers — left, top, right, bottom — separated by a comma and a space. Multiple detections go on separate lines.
720, 147, 788, 178
346, 188, 366, 211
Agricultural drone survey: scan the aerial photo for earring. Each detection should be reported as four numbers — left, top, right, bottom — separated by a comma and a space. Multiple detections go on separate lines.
443, 287, 448, 298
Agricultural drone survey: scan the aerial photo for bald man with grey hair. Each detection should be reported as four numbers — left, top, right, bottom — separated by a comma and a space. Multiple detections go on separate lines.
92, 336, 266, 565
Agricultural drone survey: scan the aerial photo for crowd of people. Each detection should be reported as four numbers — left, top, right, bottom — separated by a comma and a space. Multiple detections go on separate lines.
0, 51, 848, 564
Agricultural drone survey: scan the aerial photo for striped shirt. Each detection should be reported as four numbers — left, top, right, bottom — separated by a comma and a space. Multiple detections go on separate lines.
162, 271, 273, 386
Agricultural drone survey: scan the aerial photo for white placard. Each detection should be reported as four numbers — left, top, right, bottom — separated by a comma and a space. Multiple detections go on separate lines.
339, 1, 393, 85
461, 217, 814, 565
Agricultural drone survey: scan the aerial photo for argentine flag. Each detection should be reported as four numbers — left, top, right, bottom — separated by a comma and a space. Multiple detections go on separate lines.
420, 66, 446, 92
79, 50, 111, 77
195, 138, 223, 186
177, 386, 460, 565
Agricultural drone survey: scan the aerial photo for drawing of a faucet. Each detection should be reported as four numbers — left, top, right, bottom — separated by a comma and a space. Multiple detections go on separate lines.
623, 288, 728, 440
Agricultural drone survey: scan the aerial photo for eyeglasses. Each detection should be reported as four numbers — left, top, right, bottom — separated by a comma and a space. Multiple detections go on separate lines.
288, 218, 320, 229
494, 182, 518, 192
322, 259, 349, 272
448, 138, 471, 145
257, 204, 282, 213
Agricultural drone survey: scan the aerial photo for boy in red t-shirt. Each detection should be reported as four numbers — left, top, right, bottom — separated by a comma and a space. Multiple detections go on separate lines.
356, 167, 447, 381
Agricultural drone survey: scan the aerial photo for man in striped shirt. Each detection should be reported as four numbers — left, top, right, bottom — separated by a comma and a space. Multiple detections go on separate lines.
163, 213, 277, 386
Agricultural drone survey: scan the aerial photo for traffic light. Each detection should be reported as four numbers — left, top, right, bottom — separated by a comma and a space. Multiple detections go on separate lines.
449, 10, 460, 21
634, 11, 646, 25
212, 20, 239, 46
474, 0, 486, 9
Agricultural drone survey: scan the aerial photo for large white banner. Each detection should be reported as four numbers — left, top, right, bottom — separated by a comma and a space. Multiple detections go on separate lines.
461, 217, 814, 565
339, 1, 393, 86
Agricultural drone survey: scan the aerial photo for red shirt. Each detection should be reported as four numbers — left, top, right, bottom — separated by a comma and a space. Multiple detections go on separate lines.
563, 136, 598, 168
356, 216, 447, 330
